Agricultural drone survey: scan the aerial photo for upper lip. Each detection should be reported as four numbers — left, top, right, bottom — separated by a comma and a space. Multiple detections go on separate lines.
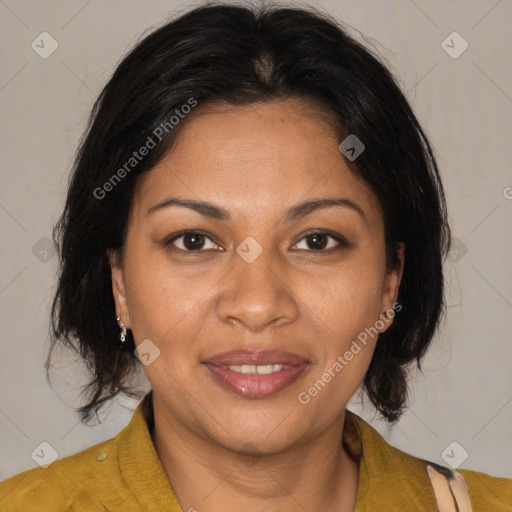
203, 349, 308, 366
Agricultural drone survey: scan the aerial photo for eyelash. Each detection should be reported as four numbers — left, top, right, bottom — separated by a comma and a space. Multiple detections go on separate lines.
163, 229, 349, 254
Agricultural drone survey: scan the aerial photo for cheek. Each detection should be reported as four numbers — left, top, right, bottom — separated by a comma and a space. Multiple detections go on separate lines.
301, 259, 384, 393
306, 259, 384, 333
303, 274, 382, 406
122, 243, 195, 339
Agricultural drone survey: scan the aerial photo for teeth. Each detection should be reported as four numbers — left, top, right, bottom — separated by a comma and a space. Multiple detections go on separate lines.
224, 364, 288, 375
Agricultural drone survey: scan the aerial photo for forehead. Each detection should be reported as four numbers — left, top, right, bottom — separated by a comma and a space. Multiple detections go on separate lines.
132, 99, 382, 226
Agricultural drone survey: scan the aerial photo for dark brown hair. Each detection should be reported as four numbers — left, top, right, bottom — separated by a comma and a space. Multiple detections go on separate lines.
47, 2, 451, 425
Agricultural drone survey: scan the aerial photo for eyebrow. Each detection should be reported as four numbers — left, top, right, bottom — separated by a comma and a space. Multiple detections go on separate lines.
147, 196, 366, 222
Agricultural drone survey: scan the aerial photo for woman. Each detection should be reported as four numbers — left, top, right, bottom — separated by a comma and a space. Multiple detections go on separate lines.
1, 3, 511, 511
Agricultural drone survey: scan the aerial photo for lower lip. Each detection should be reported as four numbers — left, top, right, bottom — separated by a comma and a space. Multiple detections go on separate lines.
203, 363, 308, 398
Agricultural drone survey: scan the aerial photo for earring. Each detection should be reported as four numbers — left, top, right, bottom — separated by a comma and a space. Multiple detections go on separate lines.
116, 316, 127, 347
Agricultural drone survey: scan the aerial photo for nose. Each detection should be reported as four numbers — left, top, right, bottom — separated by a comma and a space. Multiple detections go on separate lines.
216, 246, 300, 332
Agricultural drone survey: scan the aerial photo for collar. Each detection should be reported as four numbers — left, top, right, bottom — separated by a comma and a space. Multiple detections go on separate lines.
117, 392, 436, 510
343, 408, 438, 509
117, 391, 182, 511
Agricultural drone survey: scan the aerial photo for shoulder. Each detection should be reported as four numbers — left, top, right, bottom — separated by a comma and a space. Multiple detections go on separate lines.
346, 410, 512, 509
458, 466, 512, 509
0, 435, 122, 512
0, 463, 67, 511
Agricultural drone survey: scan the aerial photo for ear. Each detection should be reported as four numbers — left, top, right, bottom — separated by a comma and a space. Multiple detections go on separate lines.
379, 242, 405, 333
108, 249, 132, 329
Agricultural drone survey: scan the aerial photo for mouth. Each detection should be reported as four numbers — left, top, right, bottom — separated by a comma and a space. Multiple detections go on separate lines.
202, 349, 309, 398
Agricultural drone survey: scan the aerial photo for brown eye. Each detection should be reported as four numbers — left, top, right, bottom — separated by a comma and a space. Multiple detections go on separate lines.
293, 231, 348, 252
166, 231, 221, 252
305, 233, 328, 250
182, 233, 206, 250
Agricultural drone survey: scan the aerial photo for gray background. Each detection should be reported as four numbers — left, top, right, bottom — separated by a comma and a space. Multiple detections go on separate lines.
1, 0, 511, 481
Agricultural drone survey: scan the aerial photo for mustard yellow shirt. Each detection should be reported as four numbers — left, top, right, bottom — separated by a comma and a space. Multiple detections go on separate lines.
1, 392, 511, 511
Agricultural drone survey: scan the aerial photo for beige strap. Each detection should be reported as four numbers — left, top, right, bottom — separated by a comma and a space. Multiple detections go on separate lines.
426, 463, 473, 512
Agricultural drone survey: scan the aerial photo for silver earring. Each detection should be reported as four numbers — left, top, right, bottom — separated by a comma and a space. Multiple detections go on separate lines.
116, 316, 127, 346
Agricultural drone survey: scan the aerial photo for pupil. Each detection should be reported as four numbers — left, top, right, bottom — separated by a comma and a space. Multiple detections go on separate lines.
309, 234, 327, 250
184, 234, 204, 250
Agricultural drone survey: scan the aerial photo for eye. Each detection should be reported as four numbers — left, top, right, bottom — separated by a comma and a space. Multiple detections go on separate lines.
165, 230, 222, 252
164, 229, 349, 254
292, 231, 348, 252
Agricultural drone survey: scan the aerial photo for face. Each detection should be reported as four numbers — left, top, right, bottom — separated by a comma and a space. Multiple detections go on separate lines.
110, 99, 404, 455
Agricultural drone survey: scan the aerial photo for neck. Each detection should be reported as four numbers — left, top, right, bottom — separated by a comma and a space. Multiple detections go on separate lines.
149, 393, 359, 512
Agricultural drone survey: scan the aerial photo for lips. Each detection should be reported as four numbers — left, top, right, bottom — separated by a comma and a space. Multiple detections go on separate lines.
203, 349, 308, 367
202, 349, 309, 398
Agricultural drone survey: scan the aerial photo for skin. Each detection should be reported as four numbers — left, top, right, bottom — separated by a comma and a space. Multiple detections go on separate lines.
109, 99, 405, 512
